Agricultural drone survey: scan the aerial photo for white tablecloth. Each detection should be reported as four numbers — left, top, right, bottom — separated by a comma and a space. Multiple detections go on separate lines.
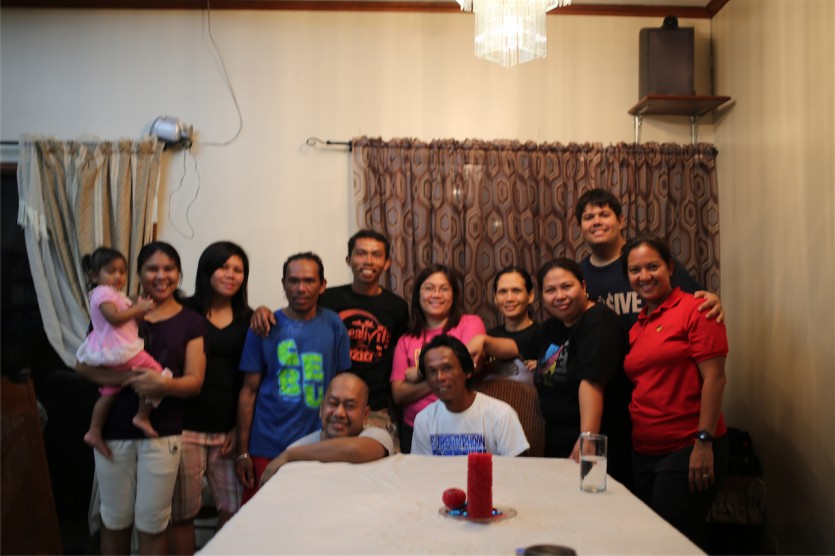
201, 454, 702, 555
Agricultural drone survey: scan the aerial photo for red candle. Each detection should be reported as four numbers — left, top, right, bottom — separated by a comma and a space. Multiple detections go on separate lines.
467, 452, 492, 519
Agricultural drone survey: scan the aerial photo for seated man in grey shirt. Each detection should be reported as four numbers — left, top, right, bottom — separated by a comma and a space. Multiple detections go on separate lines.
259, 372, 394, 486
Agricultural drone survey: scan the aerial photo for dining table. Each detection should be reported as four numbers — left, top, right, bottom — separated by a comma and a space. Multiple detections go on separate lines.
200, 453, 702, 554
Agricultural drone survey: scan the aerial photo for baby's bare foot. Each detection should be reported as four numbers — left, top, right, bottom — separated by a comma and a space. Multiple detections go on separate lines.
132, 415, 159, 438
84, 431, 113, 458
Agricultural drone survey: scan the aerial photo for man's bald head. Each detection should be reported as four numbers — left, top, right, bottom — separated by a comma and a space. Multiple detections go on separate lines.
319, 373, 370, 439
325, 373, 369, 405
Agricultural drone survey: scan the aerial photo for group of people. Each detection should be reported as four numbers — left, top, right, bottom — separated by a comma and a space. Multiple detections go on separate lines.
74, 188, 729, 553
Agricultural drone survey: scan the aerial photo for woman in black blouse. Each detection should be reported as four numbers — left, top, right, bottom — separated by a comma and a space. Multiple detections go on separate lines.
170, 241, 253, 553
532, 258, 632, 486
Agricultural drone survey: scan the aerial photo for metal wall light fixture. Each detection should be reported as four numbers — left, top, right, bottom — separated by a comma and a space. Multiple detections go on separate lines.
456, 0, 572, 68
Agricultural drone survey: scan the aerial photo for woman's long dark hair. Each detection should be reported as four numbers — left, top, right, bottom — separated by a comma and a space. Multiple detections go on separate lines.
407, 264, 464, 338
188, 241, 252, 320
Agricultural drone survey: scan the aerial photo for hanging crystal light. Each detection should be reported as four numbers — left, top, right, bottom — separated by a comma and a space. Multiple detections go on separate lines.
457, 0, 572, 68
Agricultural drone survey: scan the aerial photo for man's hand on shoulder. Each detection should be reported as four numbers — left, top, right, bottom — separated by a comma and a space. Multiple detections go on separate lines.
693, 291, 725, 324
251, 306, 276, 337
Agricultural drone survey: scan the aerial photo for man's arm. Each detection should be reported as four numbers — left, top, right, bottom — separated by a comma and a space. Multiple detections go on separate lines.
250, 306, 276, 337
259, 436, 387, 487
235, 372, 262, 489
671, 258, 724, 323
693, 291, 724, 323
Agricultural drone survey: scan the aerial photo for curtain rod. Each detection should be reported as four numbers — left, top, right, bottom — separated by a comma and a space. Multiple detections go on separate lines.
5, 137, 355, 150
306, 137, 352, 151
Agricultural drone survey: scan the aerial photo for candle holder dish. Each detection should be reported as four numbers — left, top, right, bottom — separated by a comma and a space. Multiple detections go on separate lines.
438, 504, 517, 523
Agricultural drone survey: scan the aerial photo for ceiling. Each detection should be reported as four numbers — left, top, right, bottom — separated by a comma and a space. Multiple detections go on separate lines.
1, 0, 727, 17
572, 0, 710, 5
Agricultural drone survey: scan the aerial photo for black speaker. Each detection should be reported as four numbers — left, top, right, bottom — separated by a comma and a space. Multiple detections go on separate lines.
639, 21, 694, 98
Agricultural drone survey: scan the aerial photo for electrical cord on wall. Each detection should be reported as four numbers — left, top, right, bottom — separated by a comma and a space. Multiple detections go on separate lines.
198, 0, 243, 147
167, 149, 202, 239
167, 0, 240, 239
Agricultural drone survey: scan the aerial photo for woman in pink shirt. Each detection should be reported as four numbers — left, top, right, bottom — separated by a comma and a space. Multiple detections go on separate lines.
391, 264, 486, 453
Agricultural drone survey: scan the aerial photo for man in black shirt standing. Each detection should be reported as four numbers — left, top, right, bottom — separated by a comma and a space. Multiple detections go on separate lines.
253, 230, 408, 450
575, 189, 723, 328
318, 230, 408, 449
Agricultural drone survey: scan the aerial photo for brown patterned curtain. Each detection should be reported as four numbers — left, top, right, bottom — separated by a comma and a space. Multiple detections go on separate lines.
352, 137, 719, 328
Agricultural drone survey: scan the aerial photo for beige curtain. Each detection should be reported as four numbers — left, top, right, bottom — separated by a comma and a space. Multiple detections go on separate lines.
17, 136, 163, 367
352, 137, 720, 328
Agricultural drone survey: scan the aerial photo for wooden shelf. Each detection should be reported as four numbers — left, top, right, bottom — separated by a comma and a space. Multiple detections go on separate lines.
628, 94, 733, 143
628, 95, 732, 117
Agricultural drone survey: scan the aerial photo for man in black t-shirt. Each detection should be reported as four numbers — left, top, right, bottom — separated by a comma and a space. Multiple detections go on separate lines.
318, 231, 408, 447
575, 189, 724, 328
253, 230, 408, 451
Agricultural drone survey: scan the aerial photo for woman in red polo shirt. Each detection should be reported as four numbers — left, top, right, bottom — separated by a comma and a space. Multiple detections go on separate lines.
622, 235, 728, 549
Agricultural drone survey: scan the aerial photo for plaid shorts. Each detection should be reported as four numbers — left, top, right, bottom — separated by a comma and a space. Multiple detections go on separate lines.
171, 431, 241, 521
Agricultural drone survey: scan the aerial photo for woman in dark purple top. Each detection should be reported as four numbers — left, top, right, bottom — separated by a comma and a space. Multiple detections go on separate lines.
76, 242, 205, 555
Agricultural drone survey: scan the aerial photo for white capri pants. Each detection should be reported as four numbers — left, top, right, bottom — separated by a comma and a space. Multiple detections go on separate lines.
93, 436, 182, 534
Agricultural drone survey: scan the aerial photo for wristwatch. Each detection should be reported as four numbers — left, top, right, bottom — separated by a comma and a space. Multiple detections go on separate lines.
695, 430, 715, 442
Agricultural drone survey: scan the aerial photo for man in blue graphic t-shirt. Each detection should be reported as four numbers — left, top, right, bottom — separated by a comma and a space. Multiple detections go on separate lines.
251, 230, 408, 450
411, 335, 528, 457
235, 252, 351, 503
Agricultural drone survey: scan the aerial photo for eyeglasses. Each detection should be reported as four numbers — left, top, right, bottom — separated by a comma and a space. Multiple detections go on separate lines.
420, 284, 452, 295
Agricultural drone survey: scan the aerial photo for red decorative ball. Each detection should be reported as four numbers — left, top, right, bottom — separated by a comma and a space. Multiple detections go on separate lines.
442, 488, 467, 509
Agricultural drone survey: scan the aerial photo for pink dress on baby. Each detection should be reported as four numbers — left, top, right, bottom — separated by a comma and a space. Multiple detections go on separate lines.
76, 285, 163, 396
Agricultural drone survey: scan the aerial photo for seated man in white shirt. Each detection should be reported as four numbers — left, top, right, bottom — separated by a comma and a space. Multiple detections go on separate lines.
411, 335, 530, 457
259, 372, 394, 486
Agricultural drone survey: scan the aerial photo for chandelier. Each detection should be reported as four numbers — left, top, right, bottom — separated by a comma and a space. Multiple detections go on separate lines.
456, 0, 572, 68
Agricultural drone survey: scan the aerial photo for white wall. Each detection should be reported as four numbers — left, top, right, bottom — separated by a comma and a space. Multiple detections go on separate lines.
713, 1, 835, 554
1, 8, 712, 307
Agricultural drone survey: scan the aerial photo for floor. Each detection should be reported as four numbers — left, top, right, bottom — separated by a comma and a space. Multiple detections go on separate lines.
194, 512, 219, 551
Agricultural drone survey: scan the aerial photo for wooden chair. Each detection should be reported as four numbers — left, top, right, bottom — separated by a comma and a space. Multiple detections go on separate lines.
473, 376, 546, 457
1, 369, 63, 555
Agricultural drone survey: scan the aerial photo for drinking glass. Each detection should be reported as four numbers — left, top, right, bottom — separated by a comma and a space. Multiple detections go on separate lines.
579, 432, 607, 493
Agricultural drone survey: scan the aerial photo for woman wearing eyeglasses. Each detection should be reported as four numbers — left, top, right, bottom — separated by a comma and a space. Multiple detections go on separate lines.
390, 264, 486, 453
